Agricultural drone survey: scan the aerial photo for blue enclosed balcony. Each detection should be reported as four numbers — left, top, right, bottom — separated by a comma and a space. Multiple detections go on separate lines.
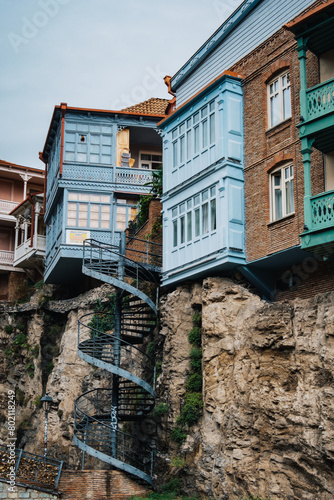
159, 71, 246, 286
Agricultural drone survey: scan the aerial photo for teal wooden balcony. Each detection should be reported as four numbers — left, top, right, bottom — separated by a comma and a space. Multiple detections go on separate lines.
299, 78, 334, 152
301, 190, 334, 255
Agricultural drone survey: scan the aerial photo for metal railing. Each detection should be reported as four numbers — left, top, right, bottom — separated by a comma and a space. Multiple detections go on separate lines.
74, 235, 158, 485
0, 445, 63, 489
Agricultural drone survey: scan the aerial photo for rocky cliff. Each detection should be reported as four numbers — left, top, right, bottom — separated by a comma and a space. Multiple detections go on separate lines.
0, 284, 114, 468
1, 277, 334, 499
156, 277, 334, 500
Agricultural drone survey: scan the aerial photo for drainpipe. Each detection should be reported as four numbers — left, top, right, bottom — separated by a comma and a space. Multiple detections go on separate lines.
59, 103, 67, 177
30, 202, 35, 248
39, 152, 47, 217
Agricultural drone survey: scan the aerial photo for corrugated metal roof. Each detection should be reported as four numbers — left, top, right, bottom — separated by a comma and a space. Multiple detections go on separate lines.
121, 98, 170, 115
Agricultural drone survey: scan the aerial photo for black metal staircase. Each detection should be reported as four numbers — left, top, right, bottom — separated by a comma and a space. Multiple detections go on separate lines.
73, 237, 160, 486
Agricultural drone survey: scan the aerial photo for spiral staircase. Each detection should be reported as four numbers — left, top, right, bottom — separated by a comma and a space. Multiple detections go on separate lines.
73, 236, 160, 486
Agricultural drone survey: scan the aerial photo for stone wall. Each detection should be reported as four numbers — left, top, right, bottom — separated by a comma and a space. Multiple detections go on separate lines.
0, 480, 58, 499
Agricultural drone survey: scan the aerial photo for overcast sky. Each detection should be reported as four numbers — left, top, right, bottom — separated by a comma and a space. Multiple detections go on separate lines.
0, 0, 242, 169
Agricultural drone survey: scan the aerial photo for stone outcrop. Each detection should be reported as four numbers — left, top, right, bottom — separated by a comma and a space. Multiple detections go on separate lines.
1, 277, 334, 499
157, 277, 334, 500
0, 284, 114, 468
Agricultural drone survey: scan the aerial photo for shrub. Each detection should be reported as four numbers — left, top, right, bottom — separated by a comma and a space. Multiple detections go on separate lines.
177, 393, 203, 427
188, 327, 201, 346
4, 325, 13, 334
190, 347, 202, 372
155, 361, 162, 377
170, 426, 187, 444
26, 361, 35, 378
13, 334, 28, 348
186, 372, 202, 392
170, 456, 186, 468
33, 396, 42, 409
88, 296, 116, 335
153, 402, 168, 417
146, 341, 156, 359
161, 477, 182, 494
192, 311, 202, 327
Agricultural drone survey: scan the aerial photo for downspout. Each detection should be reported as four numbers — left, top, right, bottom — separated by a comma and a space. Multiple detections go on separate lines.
59, 102, 67, 177
39, 152, 47, 217
30, 201, 35, 248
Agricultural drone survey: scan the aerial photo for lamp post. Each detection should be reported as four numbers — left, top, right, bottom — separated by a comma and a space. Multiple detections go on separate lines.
41, 393, 53, 458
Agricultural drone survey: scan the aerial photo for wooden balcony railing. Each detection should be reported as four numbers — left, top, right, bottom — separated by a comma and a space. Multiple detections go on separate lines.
306, 79, 334, 121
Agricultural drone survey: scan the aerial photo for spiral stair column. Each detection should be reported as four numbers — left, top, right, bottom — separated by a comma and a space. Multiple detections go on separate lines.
73, 234, 159, 486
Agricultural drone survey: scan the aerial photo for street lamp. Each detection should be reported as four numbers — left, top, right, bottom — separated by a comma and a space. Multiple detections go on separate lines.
41, 393, 53, 458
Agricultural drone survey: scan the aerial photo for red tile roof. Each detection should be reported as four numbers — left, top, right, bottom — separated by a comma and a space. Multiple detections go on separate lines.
121, 98, 170, 115
0, 159, 44, 173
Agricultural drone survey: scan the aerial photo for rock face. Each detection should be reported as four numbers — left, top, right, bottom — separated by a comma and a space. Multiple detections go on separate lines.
157, 277, 334, 500
0, 284, 114, 468
1, 277, 334, 499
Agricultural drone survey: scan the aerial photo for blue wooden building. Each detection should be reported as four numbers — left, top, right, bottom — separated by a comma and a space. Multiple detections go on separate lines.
159, 72, 245, 285
41, 100, 168, 284
159, 0, 318, 290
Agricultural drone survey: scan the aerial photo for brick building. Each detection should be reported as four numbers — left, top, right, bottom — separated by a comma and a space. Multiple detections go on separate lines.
160, 0, 334, 300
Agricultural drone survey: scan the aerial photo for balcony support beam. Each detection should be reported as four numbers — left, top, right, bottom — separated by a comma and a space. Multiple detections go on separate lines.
301, 137, 314, 230
296, 36, 309, 120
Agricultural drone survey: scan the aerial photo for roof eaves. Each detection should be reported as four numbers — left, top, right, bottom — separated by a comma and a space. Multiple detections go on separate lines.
170, 0, 262, 91
158, 70, 244, 128
285, 0, 334, 31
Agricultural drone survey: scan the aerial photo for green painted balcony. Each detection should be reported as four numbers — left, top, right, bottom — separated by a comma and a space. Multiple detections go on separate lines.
301, 190, 334, 255
299, 78, 334, 152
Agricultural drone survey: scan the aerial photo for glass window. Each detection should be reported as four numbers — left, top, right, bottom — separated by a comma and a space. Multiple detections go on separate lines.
210, 113, 215, 144
211, 199, 216, 231
194, 208, 200, 237
173, 220, 178, 247
202, 119, 208, 148
187, 130, 192, 160
202, 203, 209, 233
67, 192, 111, 229
64, 125, 112, 164
268, 71, 291, 128
180, 135, 185, 164
187, 212, 192, 242
173, 142, 178, 168
180, 216, 185, 244
194, 126, 199, 154
270, 164, 294, 221
139, 152, 162, 170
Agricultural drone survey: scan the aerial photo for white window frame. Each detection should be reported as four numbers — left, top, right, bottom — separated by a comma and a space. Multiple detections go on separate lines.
139, 151, 162, 170
115, 198, 137, 231
267, 71, 291, 128
171, 185, 217, 248
270, 164, 295, 222
171, 100, 216, 170
67, 192, 111, 230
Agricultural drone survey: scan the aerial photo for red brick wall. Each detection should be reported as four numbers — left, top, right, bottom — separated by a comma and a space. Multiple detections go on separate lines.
229, 28, 323, 263
125, 198, 162, 266
276, 256, 334, 301
58, 470, 150, 500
